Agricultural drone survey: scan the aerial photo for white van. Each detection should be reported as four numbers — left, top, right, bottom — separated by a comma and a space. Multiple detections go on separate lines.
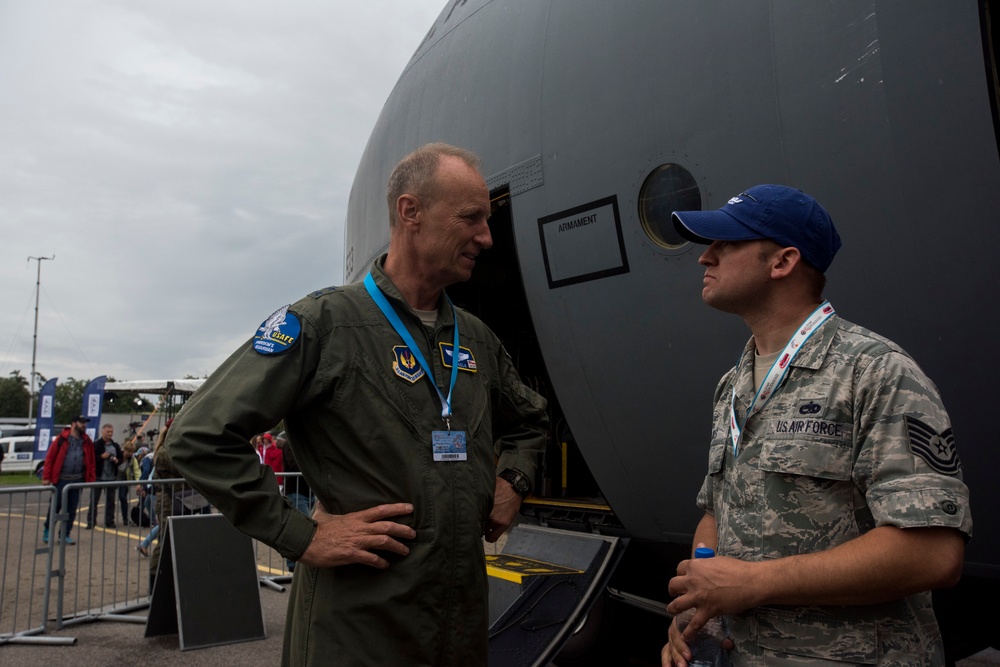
0, 435, 42, 474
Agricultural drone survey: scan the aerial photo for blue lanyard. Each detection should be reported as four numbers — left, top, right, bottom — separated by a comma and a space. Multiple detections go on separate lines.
364, 272, 460, 424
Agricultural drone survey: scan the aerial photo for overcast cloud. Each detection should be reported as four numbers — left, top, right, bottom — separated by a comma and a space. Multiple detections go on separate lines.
0, 0, 444, 392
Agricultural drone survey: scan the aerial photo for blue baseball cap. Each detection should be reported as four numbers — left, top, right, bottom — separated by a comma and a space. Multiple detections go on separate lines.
671, 184, 842, 272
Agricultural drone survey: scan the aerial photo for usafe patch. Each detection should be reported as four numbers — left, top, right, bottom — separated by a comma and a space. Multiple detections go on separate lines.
440, 343, 477, 372
393, 346, 425, 383
253, 305, 301, 355
905, 416, 961, 475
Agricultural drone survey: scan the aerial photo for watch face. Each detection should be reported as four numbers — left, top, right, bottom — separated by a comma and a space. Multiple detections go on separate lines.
502, 469, 529, 494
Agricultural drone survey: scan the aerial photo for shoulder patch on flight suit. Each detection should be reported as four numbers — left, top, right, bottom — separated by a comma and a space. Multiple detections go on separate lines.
308, 286, 341, 299
253, 305, 301, 355
905, 416, 961, 475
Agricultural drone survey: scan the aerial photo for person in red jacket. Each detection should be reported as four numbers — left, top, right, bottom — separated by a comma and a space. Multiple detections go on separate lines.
41, 415, 97, 545
256, 432, 284, 490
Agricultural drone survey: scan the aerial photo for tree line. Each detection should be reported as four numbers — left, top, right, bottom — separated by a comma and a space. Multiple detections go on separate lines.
0, 371, 155, 424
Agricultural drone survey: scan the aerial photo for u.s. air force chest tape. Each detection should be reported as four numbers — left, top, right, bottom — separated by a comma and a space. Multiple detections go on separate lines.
253, 305, 301, 355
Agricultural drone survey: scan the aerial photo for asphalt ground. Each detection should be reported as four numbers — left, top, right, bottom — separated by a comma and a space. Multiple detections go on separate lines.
3, 482, 998, 666
3, 597, 999, 667
0, 485, 511, 666
1, 583, 288, 666
0, 482, 294, 666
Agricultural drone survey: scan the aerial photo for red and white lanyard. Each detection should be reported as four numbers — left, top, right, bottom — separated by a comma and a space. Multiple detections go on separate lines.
729, 302, 835, 457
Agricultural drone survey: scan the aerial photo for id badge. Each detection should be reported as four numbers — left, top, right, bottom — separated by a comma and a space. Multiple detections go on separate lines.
432, 430, 468, 462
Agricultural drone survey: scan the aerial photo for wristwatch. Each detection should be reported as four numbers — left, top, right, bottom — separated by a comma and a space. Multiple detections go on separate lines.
498, 468, 532, 497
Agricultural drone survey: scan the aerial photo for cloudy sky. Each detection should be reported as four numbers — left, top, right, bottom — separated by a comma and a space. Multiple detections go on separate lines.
0, 0, 445, 394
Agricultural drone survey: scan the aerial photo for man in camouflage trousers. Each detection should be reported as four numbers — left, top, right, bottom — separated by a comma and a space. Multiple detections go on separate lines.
662, 185, 972, 666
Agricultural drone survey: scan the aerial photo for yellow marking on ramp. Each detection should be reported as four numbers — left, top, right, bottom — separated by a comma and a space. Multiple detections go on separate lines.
521, 497, 612, 511
485, 554, 583, 584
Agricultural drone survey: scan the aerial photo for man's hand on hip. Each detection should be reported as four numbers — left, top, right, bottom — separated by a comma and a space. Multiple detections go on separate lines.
297, 501, 416, 569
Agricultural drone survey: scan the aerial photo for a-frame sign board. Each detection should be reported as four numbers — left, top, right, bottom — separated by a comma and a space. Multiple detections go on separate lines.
145, 514, 265, 650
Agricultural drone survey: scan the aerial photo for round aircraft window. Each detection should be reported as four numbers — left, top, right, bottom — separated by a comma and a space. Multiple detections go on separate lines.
638, 164, 701, 249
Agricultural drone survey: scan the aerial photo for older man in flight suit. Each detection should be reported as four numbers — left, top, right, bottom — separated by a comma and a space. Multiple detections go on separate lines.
166, 143, 547, 666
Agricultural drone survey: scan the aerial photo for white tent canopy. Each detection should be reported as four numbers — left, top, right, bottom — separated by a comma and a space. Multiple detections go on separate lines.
104, 379, 205, 394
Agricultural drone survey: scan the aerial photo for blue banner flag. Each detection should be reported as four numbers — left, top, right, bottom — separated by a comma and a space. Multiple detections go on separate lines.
81, 375, 107, 442
33, 377, 58, 460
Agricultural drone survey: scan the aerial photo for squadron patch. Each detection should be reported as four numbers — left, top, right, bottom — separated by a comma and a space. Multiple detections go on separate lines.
253, 305, 301, 355
905, 416, 961, 475
440, 343, 477, 372
393, 346, 425, 383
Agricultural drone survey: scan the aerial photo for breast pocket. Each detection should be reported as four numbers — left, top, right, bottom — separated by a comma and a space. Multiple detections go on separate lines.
759, 436, 853, 481
326, 349, 436, 542
349, 348, 425, 437
757, 435, 861, 557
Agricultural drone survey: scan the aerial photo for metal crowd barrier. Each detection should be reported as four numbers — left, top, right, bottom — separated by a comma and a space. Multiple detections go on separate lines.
0, 472, 310, 646
0, 484, 64, 645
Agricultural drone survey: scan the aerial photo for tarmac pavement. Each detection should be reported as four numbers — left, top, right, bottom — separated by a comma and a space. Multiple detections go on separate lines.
3, 584, 1000, 666
0, 582, 288, 666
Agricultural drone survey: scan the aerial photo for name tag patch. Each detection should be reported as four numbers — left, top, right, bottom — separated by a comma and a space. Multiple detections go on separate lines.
440, 343, 477, 372
393, 346, 425, 383
253, 305, 301, 355
773, 419, 846, 438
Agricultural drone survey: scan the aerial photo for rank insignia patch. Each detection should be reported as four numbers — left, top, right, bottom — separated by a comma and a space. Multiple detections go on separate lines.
253, 305, 301, 355
308, 286, 341, 299
905, 416, 961, 475
393, 346, 425, 383
440, 343, 477, 372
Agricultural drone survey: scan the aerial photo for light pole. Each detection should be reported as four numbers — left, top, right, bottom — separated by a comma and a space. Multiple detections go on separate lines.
27, 255, 55, 423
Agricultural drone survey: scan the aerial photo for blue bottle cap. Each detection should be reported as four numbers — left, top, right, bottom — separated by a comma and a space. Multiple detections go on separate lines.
694, 547, 716, 559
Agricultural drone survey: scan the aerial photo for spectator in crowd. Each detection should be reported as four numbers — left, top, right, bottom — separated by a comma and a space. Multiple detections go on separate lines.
148, 420, 176, 586
257, 433, 284, 474
135, 445, 154, 526
42, 416, 96, 545
136, 441, 158, 558
86, 423, 120, 529
117, 439, 141, 526
279, 432, 312, 572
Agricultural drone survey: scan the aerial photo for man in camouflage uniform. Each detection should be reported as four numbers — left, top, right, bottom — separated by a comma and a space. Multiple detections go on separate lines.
166, 143, 547, 666
661, 185, 972, 666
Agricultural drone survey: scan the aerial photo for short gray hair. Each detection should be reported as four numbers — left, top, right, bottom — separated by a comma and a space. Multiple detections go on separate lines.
386, 143, 482, 226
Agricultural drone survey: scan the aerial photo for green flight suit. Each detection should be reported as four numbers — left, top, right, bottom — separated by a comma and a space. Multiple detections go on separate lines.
166, 256, 548, 666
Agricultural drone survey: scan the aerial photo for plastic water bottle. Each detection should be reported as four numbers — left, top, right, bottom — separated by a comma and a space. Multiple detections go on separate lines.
675, 547, 726, 667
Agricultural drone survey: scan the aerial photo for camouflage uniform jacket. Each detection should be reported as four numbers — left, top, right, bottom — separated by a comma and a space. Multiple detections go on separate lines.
697, 314, 972, 666
166, 256, 548, 667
